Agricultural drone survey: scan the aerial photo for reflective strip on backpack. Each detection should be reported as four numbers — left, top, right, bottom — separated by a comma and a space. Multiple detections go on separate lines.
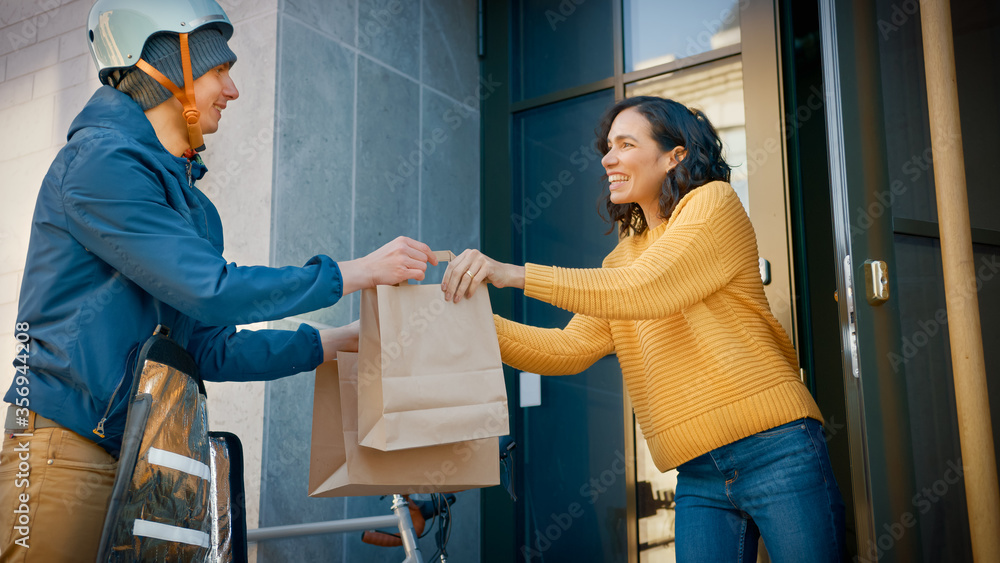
133, 519, 210, 548
148, 447, 211, 480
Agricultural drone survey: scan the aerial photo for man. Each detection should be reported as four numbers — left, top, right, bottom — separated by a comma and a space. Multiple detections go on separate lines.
0, 1, 435, 560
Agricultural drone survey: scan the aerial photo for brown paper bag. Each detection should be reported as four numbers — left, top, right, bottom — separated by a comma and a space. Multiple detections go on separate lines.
308, 352, 499, 498
356, 251, 509, 451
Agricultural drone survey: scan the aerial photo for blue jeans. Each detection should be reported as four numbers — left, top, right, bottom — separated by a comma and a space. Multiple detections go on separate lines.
674, 418, 845, 563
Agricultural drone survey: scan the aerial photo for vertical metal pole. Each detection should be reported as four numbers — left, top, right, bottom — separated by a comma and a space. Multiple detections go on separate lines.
918, 1, 1000, 559
392, 494, 423, 563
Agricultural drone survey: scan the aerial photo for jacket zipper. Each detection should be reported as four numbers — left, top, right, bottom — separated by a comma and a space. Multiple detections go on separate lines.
93, 344, 138, 438
186, 156, 211, 235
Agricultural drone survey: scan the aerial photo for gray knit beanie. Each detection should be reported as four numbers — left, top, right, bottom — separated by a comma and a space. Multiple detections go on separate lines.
116, 28, 237, 111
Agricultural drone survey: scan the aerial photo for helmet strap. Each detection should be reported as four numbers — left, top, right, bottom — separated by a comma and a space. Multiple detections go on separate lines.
134, 33, 206, 155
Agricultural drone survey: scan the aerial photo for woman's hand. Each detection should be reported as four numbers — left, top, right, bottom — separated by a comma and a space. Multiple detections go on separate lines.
321, 320, 360, 362
441, 249, 525, 303
339, 236, 438, 295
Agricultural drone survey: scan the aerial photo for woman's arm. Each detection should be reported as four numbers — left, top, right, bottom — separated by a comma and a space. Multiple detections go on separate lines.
495, 313, 614, 376
444, 184, 748, 320
523, 219, 730, 319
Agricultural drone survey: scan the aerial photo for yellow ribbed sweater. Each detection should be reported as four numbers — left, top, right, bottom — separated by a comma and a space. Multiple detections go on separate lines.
495, 181, 823, 471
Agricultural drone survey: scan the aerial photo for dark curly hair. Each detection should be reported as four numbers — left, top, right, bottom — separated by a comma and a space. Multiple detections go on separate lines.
596, 96, 731, 237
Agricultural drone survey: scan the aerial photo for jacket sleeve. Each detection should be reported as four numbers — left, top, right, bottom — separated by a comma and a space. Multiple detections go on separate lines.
494, 313, 614, 375
186, 321, 324, 382
60, 137, 342, 326
523, 186, 744, 320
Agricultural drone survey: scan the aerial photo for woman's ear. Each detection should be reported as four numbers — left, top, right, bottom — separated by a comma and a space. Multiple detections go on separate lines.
665, 146, 686, 172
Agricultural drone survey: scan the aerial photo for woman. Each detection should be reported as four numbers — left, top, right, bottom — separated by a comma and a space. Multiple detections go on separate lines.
442, 96, 845, 562
0, 1, 435, 560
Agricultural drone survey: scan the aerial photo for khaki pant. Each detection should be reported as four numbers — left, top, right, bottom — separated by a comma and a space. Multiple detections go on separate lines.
0, 411, 117, 562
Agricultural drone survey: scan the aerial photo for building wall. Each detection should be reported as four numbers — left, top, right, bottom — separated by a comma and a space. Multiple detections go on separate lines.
258, 0, 482, 561
0, 0, 97, 400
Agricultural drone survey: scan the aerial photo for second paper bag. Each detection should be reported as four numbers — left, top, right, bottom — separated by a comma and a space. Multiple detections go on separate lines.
357, 274, 509, 451
308, 352, 499, 497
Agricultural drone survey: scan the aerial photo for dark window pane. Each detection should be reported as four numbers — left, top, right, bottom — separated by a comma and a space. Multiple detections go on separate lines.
878, 0, 1000, 230
893, 234, 975, 561
954, 0, 1000, 232
513, 0, 614, 101
513, 89, 627, 562
515, 90, 618, 278
974, 243, 1000, 501
877, 0, 938, 224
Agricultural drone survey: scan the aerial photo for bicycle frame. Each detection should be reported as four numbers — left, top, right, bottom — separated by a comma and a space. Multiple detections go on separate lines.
246, 494, 422, 563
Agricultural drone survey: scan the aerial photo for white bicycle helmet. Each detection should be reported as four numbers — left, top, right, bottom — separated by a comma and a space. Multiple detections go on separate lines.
87, 0, 235, 153
88, 0, 233, 84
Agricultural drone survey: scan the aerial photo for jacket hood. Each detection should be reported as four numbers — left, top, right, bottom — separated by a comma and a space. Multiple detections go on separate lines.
69, 86, 207, 180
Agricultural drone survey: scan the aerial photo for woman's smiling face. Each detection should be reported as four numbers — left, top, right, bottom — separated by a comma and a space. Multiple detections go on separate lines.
600, 107, 683, 226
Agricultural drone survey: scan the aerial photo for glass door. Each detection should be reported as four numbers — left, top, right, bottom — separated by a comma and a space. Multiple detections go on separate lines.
818, 1, 1000, 560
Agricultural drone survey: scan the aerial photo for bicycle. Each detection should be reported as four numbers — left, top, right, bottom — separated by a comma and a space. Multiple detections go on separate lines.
362, 493, 457, 562
246, 439, 516, 562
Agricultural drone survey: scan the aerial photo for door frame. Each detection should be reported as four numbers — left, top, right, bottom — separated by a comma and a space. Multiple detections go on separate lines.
818, 1, 922, 560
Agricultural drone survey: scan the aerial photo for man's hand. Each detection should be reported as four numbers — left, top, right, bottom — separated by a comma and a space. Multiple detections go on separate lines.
339, 236, 438, 295
320, 320, 359, 362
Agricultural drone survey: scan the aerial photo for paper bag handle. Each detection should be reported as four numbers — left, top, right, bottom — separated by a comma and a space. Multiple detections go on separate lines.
393, 250, 454, 286
432, 250, 455, 262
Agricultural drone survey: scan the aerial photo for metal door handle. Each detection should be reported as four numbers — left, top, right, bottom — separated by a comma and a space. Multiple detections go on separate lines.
863, 259, 890, 305
759, 257, 771, 285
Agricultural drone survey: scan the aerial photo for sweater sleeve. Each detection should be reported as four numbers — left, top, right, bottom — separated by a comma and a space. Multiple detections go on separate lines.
494, 313, 614, 375
523, 185, 743, 320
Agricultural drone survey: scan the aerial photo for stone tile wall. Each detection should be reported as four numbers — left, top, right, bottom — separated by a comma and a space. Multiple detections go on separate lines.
260, 0, 483, 561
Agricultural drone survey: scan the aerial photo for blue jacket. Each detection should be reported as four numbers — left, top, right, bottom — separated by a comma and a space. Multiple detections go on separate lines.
6, 86, 343, 456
